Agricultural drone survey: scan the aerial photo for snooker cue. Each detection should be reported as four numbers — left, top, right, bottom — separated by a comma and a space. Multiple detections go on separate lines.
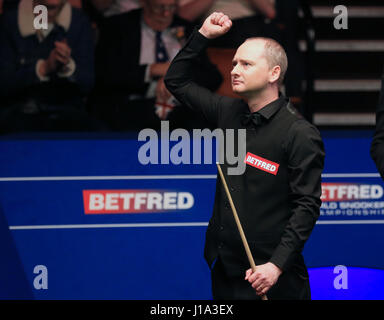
216, 163, 268, 301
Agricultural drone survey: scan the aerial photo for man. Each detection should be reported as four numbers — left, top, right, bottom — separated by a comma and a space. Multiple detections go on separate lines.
93, 0, 222, 131
0, 0, 96, 133
371, 68, 384, 178
165, 12, 324, 299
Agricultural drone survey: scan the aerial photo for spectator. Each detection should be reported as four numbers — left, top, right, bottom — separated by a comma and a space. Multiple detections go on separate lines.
92, 0, 222, 131
0, 0, 98, 133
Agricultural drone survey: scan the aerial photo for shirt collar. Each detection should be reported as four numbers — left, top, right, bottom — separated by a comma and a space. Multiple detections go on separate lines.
18, 0, 72, 38
256, 93, 288, 120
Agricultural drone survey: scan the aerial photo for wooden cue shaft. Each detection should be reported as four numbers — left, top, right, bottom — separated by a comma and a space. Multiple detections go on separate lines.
216, 163, 268, 301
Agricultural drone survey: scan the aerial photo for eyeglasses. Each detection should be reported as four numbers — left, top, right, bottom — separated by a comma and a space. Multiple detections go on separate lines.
151, 4, 177, 13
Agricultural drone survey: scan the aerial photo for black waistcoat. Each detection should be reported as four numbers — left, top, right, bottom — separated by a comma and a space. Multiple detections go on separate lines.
204, 97, 307, 277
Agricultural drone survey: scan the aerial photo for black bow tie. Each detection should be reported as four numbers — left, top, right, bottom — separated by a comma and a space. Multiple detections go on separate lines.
242, 112, 263, 127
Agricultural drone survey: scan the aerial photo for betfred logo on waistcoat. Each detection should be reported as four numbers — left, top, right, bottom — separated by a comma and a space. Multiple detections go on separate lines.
244, 152, 280, 175
83, 190, 194, 214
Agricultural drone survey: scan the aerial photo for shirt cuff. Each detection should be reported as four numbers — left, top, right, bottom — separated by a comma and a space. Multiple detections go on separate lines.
57, 58, 76, 78
269, 243, 295, 272
36, 59, 50, 82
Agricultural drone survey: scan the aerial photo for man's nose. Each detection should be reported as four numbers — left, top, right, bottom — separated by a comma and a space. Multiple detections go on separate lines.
231, 65, 239, 77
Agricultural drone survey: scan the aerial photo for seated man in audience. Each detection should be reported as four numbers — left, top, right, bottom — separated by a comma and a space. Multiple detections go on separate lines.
0, 0, 97, 133
93, 0, 222, 131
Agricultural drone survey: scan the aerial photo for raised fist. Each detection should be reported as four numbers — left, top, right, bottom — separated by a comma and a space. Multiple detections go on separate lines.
199, 12, 232, 40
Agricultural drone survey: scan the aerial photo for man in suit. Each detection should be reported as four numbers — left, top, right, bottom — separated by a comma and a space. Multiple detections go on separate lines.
93, 0, 222, 131
165, 12, 325, 299
0, 0, 97, 133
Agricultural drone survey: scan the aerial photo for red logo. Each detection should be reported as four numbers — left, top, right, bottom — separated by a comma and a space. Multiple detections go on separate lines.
83, 190, 194, 214
244, 152, 279, 175
321, 183, 383, 201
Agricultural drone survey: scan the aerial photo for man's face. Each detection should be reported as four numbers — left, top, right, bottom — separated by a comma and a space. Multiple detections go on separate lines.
143, 0, 177, 31
231, 40, 273, 97
36, 0, 65, 23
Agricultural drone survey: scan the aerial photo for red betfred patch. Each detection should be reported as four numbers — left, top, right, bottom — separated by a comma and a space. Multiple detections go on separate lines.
244, 152, 280, 175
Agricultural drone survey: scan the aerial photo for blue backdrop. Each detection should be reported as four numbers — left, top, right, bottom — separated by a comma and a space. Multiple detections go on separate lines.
1, 130, 383, 300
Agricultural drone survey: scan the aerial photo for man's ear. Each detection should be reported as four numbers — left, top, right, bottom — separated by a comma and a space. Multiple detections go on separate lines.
269, 65, 281, 84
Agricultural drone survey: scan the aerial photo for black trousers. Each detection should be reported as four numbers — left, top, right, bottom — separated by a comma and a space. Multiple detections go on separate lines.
211, 258, 311, 300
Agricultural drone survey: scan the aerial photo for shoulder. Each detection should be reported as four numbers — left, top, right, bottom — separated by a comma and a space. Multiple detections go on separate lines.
278, 103, 319, 136
285, 119, 324, 163
289, 118, 322, 144
278, 103, 323, 145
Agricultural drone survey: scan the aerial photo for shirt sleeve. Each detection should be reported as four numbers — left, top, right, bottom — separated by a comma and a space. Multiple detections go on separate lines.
164, 28, 224, 126
269, 119, 325, 271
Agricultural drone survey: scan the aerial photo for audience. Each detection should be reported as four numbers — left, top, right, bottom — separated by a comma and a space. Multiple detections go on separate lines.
0, 0, 306, 133
177, 0, 305, 106
91, 0, 222, 131
0, 0, 98, 133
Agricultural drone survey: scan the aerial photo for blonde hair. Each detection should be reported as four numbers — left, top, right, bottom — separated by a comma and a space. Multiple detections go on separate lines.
245, 37, 288, 86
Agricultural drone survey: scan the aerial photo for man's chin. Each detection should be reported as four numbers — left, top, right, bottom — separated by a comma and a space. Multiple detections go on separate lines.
232, 87, 246, 97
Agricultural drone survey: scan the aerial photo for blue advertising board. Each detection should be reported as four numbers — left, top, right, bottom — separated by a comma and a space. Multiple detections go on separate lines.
0, 129, 383, 300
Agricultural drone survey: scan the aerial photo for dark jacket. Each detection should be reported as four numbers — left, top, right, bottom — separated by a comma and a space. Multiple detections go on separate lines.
0, 2, 94, 109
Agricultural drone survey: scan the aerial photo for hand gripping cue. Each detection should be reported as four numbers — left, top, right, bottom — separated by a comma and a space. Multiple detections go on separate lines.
216, 163, 268, 301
